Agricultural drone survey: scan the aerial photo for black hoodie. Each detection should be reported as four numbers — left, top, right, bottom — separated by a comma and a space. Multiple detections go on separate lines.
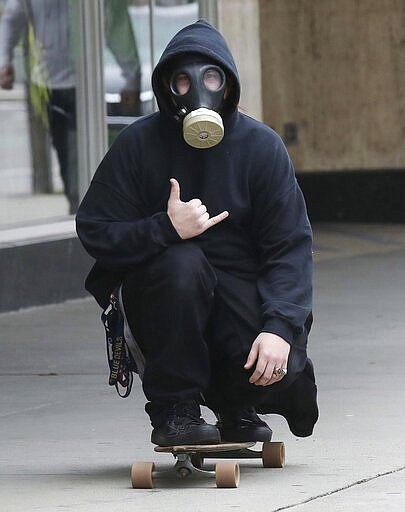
76, 20, 313, 346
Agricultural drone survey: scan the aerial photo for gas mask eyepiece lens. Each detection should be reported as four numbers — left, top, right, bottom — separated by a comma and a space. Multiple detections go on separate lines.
203, 68, 223, 91
173, 73, 190, 95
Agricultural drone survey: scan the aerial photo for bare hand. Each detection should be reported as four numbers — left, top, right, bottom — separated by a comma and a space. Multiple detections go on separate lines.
0, 64, 14, 90
244, 332, 290, 386
167, 178, 229, 239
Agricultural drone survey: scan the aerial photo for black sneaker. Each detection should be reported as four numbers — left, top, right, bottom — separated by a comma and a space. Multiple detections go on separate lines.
147, 400, 221, 447
216, 406, 272, 442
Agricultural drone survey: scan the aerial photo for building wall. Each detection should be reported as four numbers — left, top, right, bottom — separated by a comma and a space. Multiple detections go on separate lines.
259, 0, 405, 172
217, 0, 263, 120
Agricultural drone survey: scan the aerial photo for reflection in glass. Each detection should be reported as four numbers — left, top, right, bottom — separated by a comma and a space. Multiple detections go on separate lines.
106, 0, 198, 145
0, 0, 199, 225
0, 0, 78, 221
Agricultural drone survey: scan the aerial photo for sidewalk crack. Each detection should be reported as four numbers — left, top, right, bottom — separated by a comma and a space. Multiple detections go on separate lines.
272, 465, 405, 511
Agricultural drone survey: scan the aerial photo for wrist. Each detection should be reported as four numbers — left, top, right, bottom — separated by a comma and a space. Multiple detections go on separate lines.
262, 317, 294, 345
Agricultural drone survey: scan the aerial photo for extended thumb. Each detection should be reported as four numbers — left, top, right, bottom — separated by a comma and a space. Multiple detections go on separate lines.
169, 178, 181, 202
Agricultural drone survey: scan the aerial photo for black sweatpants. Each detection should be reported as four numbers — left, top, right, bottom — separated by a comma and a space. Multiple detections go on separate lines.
121, 242, 317, 432
48, 88, 78, 214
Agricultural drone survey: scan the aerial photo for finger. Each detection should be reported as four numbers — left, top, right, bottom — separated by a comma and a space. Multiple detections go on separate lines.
267, 374, 280, 386
249, 358, 267, 384
268, 364, 288, 385
199, 212, 210, 224
249, 368, 264, 385
254, 364, 273, 386
197, 204, 207, 215
244, 343, 259, 370
169, 178, 181, 202
256, 364, 276, 386
188, 198, 202, 208
203, 210, 229, 231
255, 360, 282, 387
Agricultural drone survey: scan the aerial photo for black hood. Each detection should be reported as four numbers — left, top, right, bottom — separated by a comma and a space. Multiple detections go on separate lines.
152, 19, 240, 118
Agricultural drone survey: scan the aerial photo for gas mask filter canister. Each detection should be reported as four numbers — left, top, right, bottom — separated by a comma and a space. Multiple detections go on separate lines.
183, 108, 224, 149
169, 62, 226, 149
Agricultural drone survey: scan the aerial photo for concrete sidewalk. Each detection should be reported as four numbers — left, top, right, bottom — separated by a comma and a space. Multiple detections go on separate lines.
1, 223, 405, 511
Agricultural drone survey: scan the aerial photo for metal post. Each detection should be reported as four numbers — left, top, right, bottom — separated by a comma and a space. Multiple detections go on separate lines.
149, 0, 157, 111
149, 0, 156, 69
199, 0, 218, 27
75, 0, 108, 201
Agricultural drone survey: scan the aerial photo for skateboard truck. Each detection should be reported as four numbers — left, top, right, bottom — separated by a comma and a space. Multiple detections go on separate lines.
131, 441, 285, 489
173, 452, 197, 478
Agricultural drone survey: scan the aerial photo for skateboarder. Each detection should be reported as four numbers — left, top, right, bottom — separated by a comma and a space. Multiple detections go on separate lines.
76, 20, 319, 446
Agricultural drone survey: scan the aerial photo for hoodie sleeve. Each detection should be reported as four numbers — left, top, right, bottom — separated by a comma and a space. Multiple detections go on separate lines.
104, 0, 141, 91
0, 0, 27, 68
251, 132, 313, 345
76, 127, 181, 270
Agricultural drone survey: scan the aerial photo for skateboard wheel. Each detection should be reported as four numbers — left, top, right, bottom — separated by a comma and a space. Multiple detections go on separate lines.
215, 461, 240, 488
262, 441, 285, 468
190, 453, 204, 469
131, 461, 155, 489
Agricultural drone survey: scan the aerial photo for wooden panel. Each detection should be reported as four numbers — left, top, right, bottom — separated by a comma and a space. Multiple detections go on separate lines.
259, 0, 405, 171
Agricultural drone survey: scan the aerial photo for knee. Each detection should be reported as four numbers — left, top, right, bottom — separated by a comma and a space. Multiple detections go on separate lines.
150, 242, 217, 294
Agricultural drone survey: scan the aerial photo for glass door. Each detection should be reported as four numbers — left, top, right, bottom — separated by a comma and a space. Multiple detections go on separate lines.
0, 0, 81, 223
104, 0, 199, 146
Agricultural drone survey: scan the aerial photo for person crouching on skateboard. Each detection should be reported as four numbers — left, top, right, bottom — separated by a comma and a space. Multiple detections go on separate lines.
76, 20, 319, 447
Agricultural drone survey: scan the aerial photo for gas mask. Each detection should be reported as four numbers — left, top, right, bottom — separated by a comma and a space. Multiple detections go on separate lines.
169, 60, 226, 149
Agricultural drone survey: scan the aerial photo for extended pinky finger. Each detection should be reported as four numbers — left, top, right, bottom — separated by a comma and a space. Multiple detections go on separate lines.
207, 210, 229, 227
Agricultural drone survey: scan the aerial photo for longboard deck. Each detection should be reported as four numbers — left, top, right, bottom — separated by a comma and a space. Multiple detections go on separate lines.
154, 442, 255, 454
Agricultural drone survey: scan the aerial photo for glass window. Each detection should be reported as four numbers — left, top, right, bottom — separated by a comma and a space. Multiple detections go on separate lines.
105, 0, 199, 145
0, 0, 199, 227
0, 0, 80, 224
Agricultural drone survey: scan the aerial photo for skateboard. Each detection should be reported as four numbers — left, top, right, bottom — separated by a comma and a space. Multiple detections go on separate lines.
131, 441, 285, 488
